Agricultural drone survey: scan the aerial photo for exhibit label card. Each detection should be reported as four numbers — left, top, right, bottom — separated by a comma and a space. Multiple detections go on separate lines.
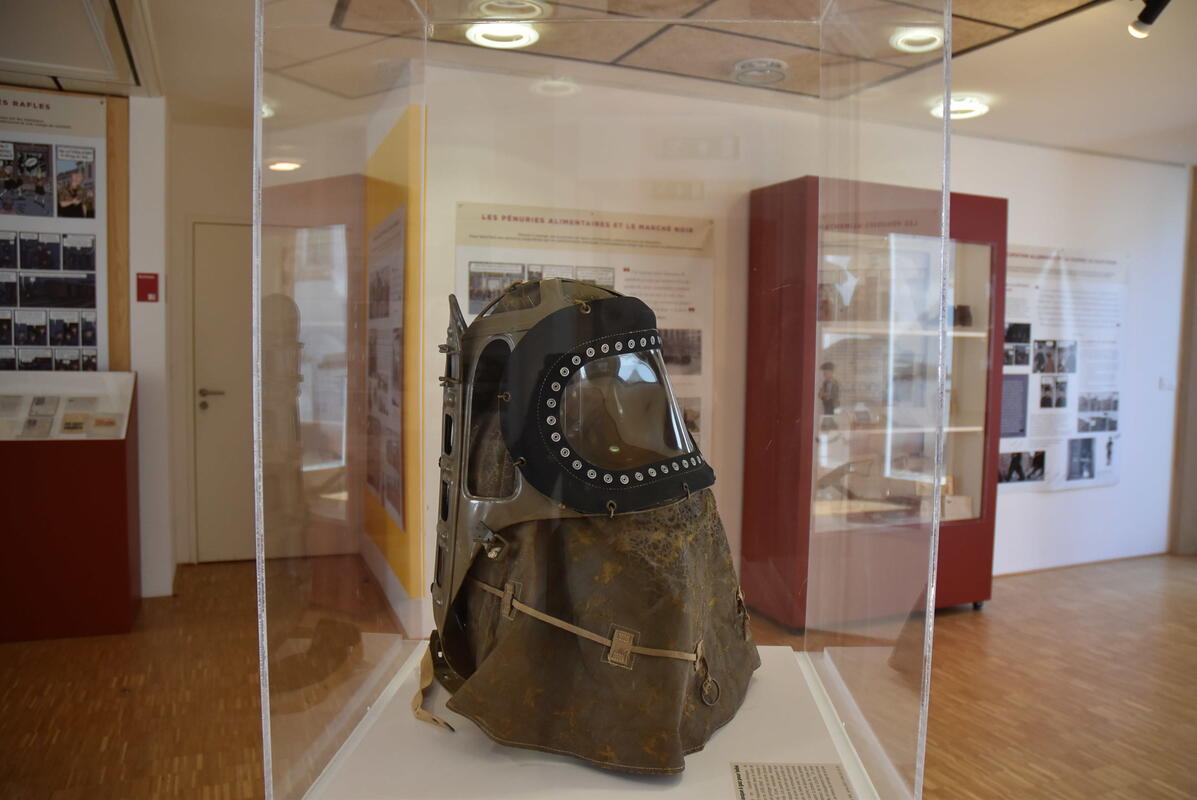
731, 763, 858, 800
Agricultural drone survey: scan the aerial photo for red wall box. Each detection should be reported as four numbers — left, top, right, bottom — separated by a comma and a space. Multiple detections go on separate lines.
0, 387, 141, 641
741, 177, 1008, 629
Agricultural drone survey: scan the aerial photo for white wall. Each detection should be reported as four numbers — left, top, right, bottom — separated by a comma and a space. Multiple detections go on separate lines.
129, 96, 173, 597
413, 64, 1188, 579
951, 141, 1188, 573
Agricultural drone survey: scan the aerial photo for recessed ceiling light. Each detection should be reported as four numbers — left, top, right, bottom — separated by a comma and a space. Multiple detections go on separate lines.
889, 27, 944, 53
533, 76, 579, 96
732, 58, 788, 86
267, 159, 303, 172
930, 95, 990, 120
474, 0, 548, 19
465, 21, 540, 49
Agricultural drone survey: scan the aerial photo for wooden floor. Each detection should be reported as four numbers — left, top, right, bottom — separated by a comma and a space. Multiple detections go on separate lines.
1, 555, 1194, 799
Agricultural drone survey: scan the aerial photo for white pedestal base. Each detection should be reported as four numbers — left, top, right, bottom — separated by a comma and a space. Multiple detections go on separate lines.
305, 646, 883, 799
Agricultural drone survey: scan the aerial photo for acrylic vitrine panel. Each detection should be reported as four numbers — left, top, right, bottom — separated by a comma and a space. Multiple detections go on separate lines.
257, 0, 949, 797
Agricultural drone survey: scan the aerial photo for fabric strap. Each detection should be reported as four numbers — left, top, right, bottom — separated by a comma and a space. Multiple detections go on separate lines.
411, 644, 455, 732
470, 577, 698, 663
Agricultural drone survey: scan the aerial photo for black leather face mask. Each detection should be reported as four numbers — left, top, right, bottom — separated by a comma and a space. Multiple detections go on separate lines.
500, 294, 714, 516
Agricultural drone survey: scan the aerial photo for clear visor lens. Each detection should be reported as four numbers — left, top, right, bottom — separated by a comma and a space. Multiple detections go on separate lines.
561, 350, 691, 470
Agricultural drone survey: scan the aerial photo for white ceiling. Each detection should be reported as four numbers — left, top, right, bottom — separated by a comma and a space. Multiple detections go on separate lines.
857, 0, 1197, 165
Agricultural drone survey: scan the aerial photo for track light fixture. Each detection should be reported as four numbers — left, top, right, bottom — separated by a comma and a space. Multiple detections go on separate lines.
1127, 0, 1171, 39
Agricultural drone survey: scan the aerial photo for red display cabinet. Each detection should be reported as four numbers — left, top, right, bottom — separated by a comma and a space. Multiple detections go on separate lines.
741, 177, 1007, 629
0, 373, 140, 641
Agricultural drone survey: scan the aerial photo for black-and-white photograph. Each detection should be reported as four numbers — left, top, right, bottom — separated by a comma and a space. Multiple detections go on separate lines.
660, 328, 702, 376
49, 310, 80, 346
53, 348, 80, 371
367, 328, 378, 377
468, 261, 524, 314
526, 264, 574, 282
0, 231, 16, 267
19, 232, 59, 269
1004, 322, 1031, 343
371, 376, 389, 418
29, 395, 58, 416
81, 311, 97, 346
0, 270, 15, 305
1032, 339, 1057, 373
19, 273, 96, 308
368, 268, 390, 319
0, 347, 15, 370
385, 472, 403, 521
391, 328, 403, 410
1078, 392, 1119, 432
81, 348, 97, 371
366, 416, 382, 494
1000, 374, 1029, 437
15, 310, 46, 345
17, 347, 52, 371
1078, 391, 1118, 412
1067, 437, 1096, 480
0, 142, 53, 217
1055, 340, 1077, 373
576, 266, 616, 290
1004, 343, 1030, 366
385, 430, 403, 473
55, 146, 96, 219
0, 310, 10, 345
677, 396, 701, 445
998, 450, 1046, 483
1078, 413, 1118, 433
1040, 376, 1068, 409
61, 234, 96, 270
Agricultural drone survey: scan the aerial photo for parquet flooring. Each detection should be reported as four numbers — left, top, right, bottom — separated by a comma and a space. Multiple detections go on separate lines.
1, 555, 1194, 799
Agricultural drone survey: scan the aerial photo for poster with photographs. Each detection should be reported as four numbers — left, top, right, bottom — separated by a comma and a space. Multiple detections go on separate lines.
366, 206, 406, 525
998, 247, 1125, 491
0, 88, 108, 371
455, 203, 715, 450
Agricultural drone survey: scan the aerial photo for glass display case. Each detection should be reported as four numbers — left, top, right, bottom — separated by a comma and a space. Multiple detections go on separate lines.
256, 1, 955, 797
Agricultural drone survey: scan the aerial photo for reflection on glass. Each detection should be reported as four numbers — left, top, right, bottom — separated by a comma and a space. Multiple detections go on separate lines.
263, 224, 351, 523
561, 350, 690, 470
813, 233, 991, 525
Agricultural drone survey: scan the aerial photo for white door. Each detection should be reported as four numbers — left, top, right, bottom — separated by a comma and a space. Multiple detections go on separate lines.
193, 222, 255, 562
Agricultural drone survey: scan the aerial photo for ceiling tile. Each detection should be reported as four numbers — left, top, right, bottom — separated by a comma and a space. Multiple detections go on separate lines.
688, 0, 823, 47
432, 17, 666, 64
417, 0, 707, 22
691, 0, 823, 24
278, 37, 425, 99
544, 0, 710, 17
619, 25, 824, 95
334, 0, 429, 35
892, 0, 1091, 29
821, 57, 906, 96
266, 0, 390, 69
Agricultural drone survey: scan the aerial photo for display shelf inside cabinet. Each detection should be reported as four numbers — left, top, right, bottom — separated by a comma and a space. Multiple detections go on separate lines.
741, 176, 1008, 629
0, 372, 140, 641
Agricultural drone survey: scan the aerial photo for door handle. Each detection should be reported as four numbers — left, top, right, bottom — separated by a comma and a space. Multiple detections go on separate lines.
198, 388, 226, 397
